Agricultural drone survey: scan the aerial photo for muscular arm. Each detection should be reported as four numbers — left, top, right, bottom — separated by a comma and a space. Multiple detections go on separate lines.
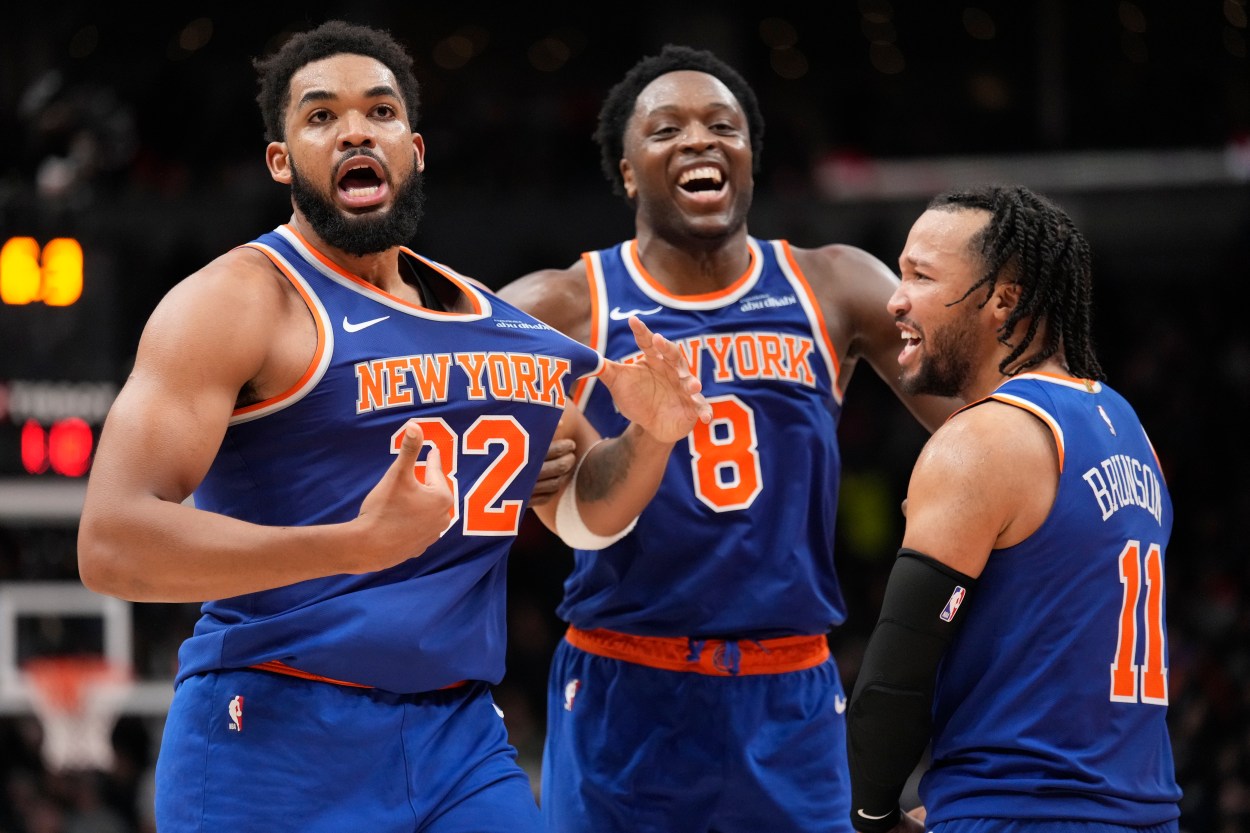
901, 401, 1057, 571
77, 248, 452, 602
794, 244, 959, 432
846, 402, 1058, 831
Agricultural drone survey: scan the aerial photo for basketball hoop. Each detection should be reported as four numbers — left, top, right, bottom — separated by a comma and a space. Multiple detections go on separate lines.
21, 655, 133, 772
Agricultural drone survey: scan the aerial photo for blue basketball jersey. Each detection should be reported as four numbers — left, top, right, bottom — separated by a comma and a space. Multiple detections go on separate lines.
921, 373, 1181, 825
178, 224, 603, 693
559, 237, 845, 637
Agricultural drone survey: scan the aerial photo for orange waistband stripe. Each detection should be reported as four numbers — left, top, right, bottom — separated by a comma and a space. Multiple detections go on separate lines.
249, 661, 467, 692
564, 626, 829, 677
250, 660, 375, 688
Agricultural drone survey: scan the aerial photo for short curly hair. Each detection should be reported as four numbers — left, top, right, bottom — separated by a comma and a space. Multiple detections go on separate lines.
593, 44, 765, 198
253, 20, 421, 143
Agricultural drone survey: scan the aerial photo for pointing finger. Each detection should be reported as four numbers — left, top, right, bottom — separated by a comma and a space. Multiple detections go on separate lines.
394, 419, 425, 474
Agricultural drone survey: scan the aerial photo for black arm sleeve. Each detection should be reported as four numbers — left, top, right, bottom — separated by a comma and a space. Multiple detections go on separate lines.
845, 548, 977, 833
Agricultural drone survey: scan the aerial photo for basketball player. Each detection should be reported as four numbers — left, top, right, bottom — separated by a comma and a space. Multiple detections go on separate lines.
497, 45, 954, 833
76, 21, 709, 833
844, 185, 1181, 833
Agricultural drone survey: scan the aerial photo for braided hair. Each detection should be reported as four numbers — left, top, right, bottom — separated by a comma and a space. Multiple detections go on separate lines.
253, 20, 421, 144
930, 185, 1105, 381
593, 44, 765, 198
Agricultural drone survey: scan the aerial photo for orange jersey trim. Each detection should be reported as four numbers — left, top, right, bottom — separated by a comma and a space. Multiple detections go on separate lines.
234, 244, 328, 419
967, 372, 1101, 474
564, 626, 829, 677
570, 250, 603, 406
250, 660, 373, 688
250, 660, 467, 691
778, 240, 844, 391
626, 238, 757, 303
282, 223, 485, 317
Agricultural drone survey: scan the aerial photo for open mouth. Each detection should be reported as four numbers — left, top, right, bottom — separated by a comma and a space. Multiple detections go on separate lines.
340, 167, 382, 193
336, 156, 388, 206
898, 325, 922, 364
677, 166, 725, 196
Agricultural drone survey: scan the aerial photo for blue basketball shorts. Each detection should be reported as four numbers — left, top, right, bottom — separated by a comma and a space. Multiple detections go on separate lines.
541, 629, 853, 833
928, 821, 1179, 833
155, 668, 541, 833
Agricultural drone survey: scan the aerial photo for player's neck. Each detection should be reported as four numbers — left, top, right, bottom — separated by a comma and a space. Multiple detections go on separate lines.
633, 227, 752, 295
288, 214, 412, 296
976, 356, 1069, 399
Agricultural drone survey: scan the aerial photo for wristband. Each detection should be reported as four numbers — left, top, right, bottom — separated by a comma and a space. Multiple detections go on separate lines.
554, 441, 638, 550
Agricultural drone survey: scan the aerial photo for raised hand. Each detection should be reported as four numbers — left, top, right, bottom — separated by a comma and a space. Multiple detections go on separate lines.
597, 316, 712, 443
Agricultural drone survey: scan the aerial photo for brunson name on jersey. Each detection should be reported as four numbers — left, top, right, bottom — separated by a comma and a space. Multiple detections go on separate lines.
1082, 453, 1165, 525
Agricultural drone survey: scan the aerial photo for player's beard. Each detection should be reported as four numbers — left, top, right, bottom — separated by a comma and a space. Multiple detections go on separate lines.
900, 308, 979, 398
290, 154, 426, 256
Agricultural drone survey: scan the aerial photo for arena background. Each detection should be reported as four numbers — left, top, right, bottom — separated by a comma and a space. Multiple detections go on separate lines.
1, 3, 1247, 830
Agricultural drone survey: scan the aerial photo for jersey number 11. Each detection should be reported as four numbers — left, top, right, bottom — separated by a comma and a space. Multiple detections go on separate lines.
1110, 541, 1167, 705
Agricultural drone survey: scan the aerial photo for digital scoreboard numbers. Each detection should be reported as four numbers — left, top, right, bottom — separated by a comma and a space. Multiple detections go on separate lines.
1, 235, 120, 480
1, 381, 118, 477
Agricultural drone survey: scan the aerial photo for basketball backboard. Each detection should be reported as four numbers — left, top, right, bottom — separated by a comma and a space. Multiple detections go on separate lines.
0, 580, 172, 715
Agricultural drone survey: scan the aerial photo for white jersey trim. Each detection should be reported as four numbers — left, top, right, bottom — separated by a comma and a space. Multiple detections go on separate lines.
768, 239, 843, 407
619, 238, 765, 309
229, 242, 333, 425
274, 225, 494, 321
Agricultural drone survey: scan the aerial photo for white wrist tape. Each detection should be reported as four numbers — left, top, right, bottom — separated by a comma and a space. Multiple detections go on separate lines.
554, 441, 639, 550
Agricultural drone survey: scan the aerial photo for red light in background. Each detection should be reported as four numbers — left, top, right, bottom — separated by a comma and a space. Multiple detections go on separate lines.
21, 420, 49, 474
49, 418, 93, 477
19, 418, 95, 477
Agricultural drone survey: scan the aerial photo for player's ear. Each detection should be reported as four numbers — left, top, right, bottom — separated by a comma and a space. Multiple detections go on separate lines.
267, 142, 292, 184
991, 280, 1021, 319
620, 159, 637, 201
412, 133, 425, 173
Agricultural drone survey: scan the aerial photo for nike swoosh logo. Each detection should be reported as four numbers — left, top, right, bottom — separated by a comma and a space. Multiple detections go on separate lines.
856, 809, 893, 821
342, 315, 390, 333
608, 306, 662, 321
834, 694, 848, 714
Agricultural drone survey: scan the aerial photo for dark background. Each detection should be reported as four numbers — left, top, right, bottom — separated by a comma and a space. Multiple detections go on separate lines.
1, 2, 1248, 831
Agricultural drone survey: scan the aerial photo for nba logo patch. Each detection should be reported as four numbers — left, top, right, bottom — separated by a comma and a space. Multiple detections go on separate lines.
228, 695, 244, 731
940, 587, 966, 622
563, 679, 581, 711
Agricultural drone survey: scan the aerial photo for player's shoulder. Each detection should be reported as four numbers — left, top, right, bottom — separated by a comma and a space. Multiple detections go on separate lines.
130, 243, 294, 386
912, 396, 1060, 551
150, 244, 291, 334
495, 258, 591, 331
182, 243, 285, 295
929, 398, 1056, 478
785, 241, 898, 288
782, 241, 901, 339
499, 258, 587, 295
